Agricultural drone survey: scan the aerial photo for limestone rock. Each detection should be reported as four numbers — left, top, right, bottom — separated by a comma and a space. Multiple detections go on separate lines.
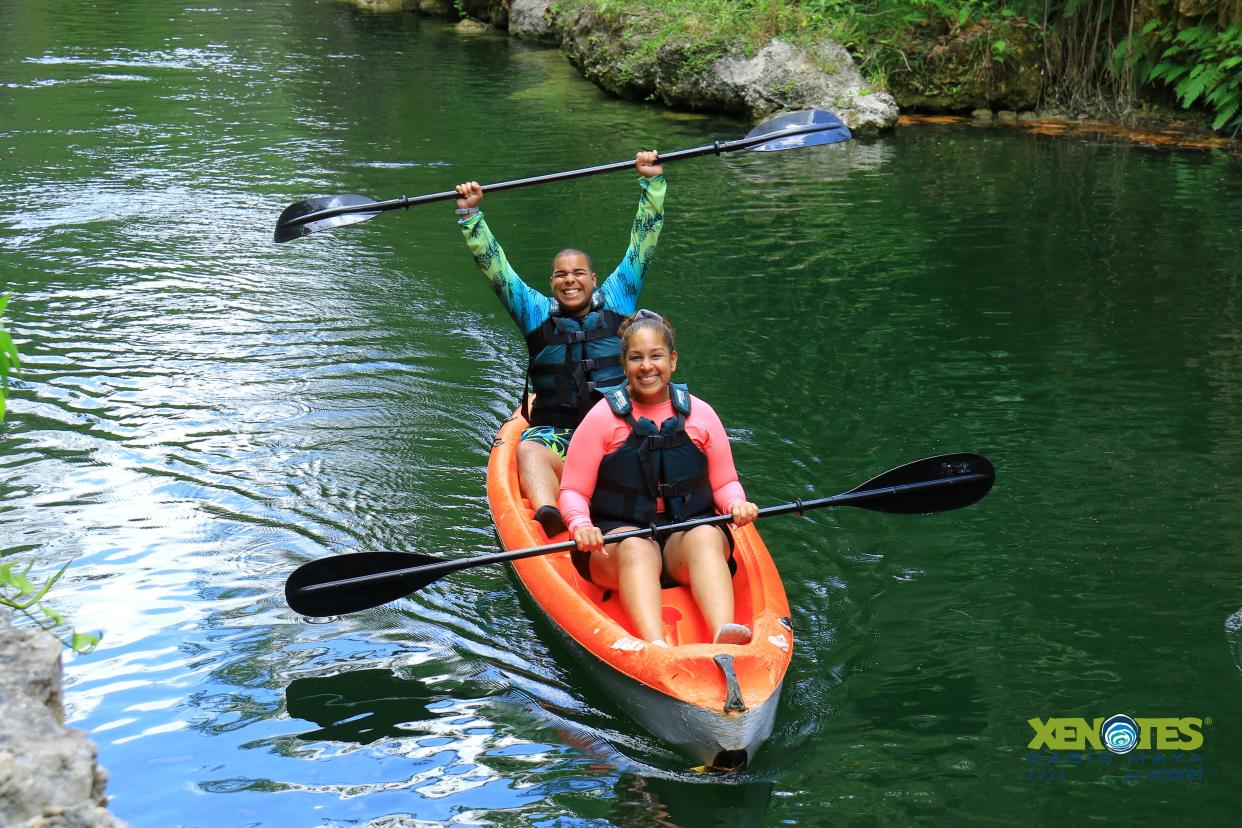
0, 619, 127, 828
558, 9, 897, 132
510, 0, 557, 41
702, 40, 898, 133
17, 806, 128, 828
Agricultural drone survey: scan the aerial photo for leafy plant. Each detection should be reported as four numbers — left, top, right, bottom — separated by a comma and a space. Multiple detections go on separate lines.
555, 0, 1242, 130
0, 292, 17, 420
1, 561, 99, 652
1145, 18, 1242, 133
0, 293, 99, 653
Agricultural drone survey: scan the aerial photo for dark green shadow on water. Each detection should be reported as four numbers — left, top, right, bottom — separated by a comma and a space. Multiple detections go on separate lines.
607, 772, 775, 828
285, 668, 442, 745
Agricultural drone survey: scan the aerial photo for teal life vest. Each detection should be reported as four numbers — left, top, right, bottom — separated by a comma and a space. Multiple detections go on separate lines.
590, 382, 715, 528
522, 291, 624, 428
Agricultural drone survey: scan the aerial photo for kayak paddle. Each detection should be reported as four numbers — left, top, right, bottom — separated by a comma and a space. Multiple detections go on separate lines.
285, 452, 994, 618
273, 109, 851, 243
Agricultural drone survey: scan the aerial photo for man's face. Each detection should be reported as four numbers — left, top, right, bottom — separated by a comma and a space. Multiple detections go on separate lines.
550, 253, 597, 316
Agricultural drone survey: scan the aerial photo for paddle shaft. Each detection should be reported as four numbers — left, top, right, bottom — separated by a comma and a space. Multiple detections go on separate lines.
296, 470, 990, 596
280, 122, 830, 230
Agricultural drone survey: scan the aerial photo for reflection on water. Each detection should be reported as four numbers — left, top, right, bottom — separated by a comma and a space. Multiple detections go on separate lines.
286, 668, 447, 744
609, 774, 775, 828
3, 0, 1242, 825
1228, 609, 1242, 675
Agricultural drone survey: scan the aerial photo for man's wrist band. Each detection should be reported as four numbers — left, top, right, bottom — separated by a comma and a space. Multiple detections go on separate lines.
455, 207, 478, 215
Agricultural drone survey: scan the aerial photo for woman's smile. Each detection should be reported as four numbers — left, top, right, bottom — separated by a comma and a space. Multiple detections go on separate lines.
624, 327, 677, 403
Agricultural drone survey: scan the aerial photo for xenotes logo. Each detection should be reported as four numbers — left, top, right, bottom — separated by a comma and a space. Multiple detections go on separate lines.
1099, 714, 1140, 754
1027, 714, 1205, 752
1025, 714, 1208, 783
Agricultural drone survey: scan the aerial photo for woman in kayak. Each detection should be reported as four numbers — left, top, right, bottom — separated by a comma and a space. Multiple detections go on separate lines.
558, 310, 758, 647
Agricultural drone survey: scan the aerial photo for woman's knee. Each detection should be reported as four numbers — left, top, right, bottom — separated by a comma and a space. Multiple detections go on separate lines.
614, 538, 661, 569
683, 526, 728, 558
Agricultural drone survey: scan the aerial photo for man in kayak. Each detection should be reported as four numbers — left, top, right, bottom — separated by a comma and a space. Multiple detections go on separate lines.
558, 310, 759, 647
454, 152, 665, 537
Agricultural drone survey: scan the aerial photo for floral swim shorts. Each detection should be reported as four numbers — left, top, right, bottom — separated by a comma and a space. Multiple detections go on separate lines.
519, 425, 574, 461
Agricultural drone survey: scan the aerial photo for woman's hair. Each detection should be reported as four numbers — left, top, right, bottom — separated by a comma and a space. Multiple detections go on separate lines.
618, 309, 676, 354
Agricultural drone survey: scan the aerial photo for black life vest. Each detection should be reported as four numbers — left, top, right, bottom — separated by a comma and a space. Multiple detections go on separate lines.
522, 292, 624, 428
589, 383, 715, 528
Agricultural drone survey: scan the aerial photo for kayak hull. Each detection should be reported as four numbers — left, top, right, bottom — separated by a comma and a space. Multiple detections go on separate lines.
486, 409, 794, 768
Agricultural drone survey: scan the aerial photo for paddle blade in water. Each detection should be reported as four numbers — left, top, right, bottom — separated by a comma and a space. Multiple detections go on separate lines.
274, 194, 379, 243
746, 109, 852, 152
850, 453, 995, 514
285, 551, 443, 617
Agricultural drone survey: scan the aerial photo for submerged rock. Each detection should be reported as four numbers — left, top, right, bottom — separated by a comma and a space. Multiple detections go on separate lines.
345, 0, 456, 13
454, 17, 493, 34
0, 619, 126, 828
349, 0, 417, 12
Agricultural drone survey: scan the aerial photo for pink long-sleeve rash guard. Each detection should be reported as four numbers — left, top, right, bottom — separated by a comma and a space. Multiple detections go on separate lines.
558, 393, 747, 536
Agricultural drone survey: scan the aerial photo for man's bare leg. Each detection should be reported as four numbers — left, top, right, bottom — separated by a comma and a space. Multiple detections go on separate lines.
518, 440, 566, 534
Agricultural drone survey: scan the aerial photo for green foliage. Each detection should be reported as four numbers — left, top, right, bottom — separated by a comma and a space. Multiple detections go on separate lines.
0, 292, 18, 420
1145, 16, 1242, 133
0, 294, 99, 654
0, 561, 100, 653
557, 0, 1030, 93
556, 0, 1241, 131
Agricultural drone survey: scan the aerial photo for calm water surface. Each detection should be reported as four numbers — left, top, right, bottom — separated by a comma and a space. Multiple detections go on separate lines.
2, 2, 1241, 825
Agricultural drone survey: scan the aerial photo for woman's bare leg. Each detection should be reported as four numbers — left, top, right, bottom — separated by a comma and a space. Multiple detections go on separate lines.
663, 525, 736, 639
589, 533, 666, 643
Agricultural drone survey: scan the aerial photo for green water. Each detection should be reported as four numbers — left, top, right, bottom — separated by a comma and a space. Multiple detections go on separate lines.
2, 2, 1241, 825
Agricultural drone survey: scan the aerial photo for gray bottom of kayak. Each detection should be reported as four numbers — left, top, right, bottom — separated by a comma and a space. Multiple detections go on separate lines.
531, 599, 782, 769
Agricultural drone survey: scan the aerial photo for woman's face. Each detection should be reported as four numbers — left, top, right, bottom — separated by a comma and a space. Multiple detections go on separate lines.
624, 326, 677, 403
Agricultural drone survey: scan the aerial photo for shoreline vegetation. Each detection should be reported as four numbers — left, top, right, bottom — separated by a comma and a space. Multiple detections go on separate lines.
350, 0, 1242, 152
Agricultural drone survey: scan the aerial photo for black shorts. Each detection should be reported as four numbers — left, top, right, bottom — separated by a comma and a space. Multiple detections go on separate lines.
571, 516, 736, 587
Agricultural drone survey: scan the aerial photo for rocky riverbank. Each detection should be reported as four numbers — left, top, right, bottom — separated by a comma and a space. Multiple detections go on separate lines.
0, 618, 127, 828
357, 0, 899, 131
346, 0, 1240, 152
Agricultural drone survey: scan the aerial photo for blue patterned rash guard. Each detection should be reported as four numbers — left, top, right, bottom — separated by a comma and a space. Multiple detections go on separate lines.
457, 175, 666, 336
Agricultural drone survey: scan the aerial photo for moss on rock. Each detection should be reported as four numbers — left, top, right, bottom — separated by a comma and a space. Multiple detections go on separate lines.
884, 19, 1044, 112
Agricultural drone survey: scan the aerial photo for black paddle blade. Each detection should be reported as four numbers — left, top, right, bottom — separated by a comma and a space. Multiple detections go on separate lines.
285, 551, 443, 617
274, 194, 379, 243
850, 453, 995, 514
746, 109, 852, 152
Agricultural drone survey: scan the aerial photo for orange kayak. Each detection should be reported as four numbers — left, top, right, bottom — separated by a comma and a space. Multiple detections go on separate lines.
486, 408, 794, 769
